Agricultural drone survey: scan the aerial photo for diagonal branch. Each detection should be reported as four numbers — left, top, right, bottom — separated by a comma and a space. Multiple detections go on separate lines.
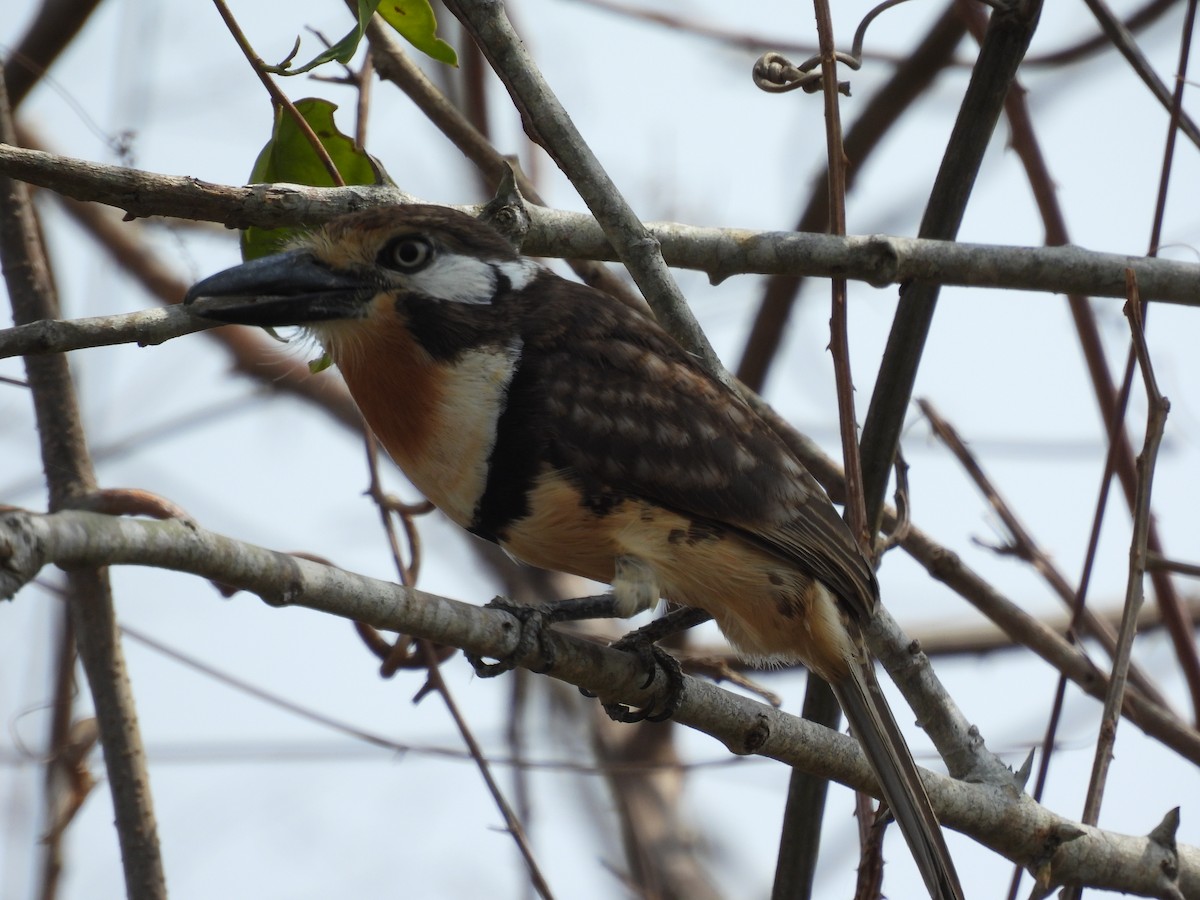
441, 0, 727, 382
859, 0, 1042, 535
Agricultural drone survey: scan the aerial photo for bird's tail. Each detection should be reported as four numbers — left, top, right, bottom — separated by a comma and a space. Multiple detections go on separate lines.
830, 661, 964, 900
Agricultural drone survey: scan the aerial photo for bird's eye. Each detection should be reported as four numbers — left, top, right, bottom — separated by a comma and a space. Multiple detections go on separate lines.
380, 236, 434, 272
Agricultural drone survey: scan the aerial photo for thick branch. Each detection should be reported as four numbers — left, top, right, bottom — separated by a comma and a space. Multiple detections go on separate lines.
0, 507, 1194, 897
1, 144, 1198, 304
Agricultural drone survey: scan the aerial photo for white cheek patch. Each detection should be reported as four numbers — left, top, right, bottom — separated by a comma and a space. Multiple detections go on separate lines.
495, 257, 542, 292
410, 254, 500, 305
406, 255, 542, 304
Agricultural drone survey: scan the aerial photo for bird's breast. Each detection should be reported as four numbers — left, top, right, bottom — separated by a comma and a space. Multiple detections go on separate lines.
326, 318, 520, 528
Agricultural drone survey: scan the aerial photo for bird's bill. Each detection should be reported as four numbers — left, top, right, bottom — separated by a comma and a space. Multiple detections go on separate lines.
184, 249, 372, 326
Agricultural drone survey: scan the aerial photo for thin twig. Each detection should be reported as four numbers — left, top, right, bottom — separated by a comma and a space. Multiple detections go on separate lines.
0, 305, 214, 358
35, 605, 77, 900
1081, 0, 1200, 150
1147, 555, 1200, 578
1078, 277, 1170, 829
917, 398, 1168, 709
808, 6, 876, 897
417, 641, 557, 900
737, 3, 967, 393
360, 434, 553, 897
812, 0, 867, 551
209, 0, 346, 187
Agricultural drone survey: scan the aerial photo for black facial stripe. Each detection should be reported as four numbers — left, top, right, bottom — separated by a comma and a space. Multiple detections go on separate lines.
394, 265, 522, 363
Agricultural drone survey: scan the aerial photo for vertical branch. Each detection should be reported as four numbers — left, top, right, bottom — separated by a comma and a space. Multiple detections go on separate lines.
0, 70, 167, 900
813, 1, 866, 550
772, 6, 874, 900
1077, 277, 1169, 828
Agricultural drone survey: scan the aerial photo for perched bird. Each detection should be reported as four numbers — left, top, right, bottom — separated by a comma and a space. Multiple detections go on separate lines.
185, 204, 961, 898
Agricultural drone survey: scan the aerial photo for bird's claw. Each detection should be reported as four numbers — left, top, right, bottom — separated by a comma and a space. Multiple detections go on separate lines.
465, 597, 557, 677
600, 634, 686, 724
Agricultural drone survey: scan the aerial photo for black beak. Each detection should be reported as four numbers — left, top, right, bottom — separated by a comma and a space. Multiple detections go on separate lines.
184, 249, 374, 326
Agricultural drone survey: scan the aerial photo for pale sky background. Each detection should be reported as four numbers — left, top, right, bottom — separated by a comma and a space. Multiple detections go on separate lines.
2, 1, 1199, 898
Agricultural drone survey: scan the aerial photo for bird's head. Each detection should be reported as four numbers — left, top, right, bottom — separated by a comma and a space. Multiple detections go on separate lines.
184, 205, 540, 358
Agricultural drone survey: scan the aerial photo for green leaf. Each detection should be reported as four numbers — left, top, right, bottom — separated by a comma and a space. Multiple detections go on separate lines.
268, 0, 455, 75
376, 0, 458, 67
308, 352, 334, 374
241, 97, 383, 261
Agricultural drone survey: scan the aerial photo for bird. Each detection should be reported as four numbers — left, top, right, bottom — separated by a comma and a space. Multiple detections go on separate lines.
185, 204, 962, 899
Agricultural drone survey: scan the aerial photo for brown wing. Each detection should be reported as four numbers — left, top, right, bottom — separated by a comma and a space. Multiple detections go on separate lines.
496, 275, 878, 620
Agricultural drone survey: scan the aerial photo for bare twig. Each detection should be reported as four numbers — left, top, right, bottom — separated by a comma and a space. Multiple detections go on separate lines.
917, 398, 1168, 709
769, 7, 871, 897
812, 0, 866, 551
737, 3, 967, 393
1148, 555, 1200, 578
0, 305, 214, 358
358, 430, 554, 897
417, 642, 557, 900
1078, 278, 1170, 828
35, 605, 78, 900
1081, 0, 1200, 150
210, 0, 346, 187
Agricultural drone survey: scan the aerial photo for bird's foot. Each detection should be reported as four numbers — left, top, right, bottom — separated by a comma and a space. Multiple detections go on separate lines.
591, 606, 710, 723
601, 632, 686, 723
465, 594, 620, 678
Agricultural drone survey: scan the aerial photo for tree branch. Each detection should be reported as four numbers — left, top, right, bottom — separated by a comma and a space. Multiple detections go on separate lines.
440, 0, 727, 382
0, 507, 1193, 898
0, 70, 166, 899
2, 144, 1199, 305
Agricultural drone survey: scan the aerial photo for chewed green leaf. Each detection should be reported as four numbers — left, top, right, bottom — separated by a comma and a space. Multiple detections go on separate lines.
376, 0, 458, 66
308, 352, 334, 374
241, 98, 385, 261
